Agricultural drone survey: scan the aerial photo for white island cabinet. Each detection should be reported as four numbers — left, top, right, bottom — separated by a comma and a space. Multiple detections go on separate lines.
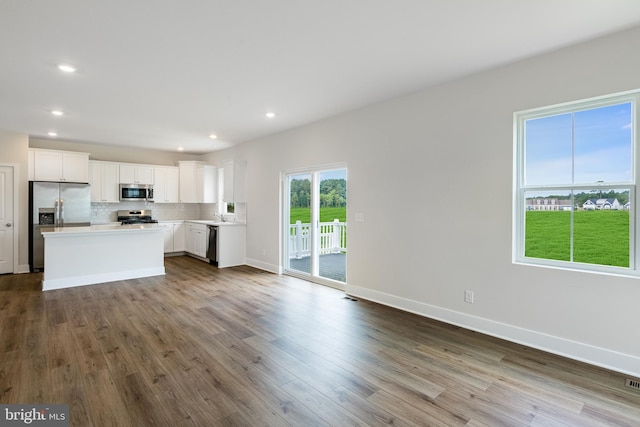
41, 225, 165, 291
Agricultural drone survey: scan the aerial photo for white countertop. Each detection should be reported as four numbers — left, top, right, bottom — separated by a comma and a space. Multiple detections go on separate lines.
182, 220, 246, 226
42, 224, 164, 237
91, 220, 246, 227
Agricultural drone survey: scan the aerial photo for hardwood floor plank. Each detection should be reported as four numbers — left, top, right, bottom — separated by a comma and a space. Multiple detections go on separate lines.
50, 363, 92, 427
1, 256, 639, 426
367, 388, 468, 427
280, 378, 369, 426
15, 354, 50, 403
0, 351, 21, 402
324, 385, 414, 427
83, 369, 133, 427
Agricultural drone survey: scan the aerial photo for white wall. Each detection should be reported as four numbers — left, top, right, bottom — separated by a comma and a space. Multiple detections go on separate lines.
205, 25, 640, 377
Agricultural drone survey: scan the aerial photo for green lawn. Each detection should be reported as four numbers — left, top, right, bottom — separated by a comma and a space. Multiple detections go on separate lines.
290, 207, 346, 223
525, 210, 629, 267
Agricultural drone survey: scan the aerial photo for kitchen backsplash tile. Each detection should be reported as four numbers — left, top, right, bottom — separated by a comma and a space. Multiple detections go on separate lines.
91, 202, 248, 223
91, 202, 201, 223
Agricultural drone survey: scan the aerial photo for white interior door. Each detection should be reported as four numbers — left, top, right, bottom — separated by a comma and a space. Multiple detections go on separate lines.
0, 166, 14, 274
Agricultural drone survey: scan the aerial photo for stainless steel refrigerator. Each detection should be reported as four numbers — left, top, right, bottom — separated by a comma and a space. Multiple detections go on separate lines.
29, 181, 91, 272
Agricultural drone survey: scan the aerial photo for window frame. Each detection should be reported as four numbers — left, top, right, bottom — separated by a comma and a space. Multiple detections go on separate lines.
514, 90, 638, 276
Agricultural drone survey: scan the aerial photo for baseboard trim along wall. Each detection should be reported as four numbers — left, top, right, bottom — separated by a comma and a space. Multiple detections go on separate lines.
345, 284, 640, 379
246, 258, 282, 274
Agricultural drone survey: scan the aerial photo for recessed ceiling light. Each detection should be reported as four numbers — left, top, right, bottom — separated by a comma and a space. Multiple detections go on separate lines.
209, 134, 217, 140
177, 147, 184, 152
47, 132, 57, 137
51, 110, 64, 116
58, 64, 76, 73
265, 112, 276, 118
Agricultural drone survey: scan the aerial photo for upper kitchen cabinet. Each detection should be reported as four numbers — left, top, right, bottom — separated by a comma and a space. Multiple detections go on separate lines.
119, 164, 154, 184
178, 161, 216, 203
223, 160, 246, 203
89, 161, 120, 203
154, 166, 179, 203
29, 148, 89, 183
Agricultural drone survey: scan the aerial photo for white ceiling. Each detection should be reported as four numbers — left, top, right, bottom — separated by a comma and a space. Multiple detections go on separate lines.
2, 1, 640, 154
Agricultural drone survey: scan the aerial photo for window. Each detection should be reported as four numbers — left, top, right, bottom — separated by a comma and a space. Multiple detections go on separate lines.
217, 167, 235, 216
514, 91, 636, 274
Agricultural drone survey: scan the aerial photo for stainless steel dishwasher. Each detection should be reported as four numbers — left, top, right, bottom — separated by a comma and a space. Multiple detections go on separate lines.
206, 225, 218, 266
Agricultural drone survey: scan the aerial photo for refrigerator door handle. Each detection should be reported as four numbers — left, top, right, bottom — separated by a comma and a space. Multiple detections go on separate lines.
55, 199, 59, 226
60, 199, 64, 227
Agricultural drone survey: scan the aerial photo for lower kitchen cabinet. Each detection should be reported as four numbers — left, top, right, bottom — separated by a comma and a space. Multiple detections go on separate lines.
173, 222, 186, 252
217, 225, 246, 268
182, 221, 246, 266
159, 221, 187, 254
186, 222, 208, 258
158, 223, 174, 253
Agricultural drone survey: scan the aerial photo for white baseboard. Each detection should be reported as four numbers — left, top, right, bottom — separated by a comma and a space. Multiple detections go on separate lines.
346, 284, 640, 379
246, 257, 282, 274
43, 267, 166, 291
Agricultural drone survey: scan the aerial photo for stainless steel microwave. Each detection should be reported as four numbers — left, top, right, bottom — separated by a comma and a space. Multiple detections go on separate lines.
120, 184, 154, 202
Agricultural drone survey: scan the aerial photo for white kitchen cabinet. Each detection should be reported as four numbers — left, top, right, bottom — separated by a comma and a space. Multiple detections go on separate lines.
178, 161, 216, 203
158, 223, 174, 253
222, 160, 246, 203
217, 225, 246, 268
89, 161, 120, 203
173, 222, 186, 252
119, 164, 154, 184
158, 221, 186, 253
29, 149, 89, 183
183, 222, 245, 267
153, 166, 179, 203
186, 222, 208, 258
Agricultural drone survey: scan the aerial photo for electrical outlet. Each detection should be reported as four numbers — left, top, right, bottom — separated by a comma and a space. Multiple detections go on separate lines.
464, 290, 474, 304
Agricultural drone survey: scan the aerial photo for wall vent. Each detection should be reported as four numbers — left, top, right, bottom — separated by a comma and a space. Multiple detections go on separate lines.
625, 378, 640, 390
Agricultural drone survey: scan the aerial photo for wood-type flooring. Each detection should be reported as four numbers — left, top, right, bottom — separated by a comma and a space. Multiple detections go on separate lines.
1, 256, 639, 426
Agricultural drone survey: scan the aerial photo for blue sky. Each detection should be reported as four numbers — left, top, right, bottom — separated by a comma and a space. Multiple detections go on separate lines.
525, 102, 632, 186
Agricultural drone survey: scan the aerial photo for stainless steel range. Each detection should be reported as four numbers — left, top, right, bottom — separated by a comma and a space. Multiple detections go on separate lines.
117, 210, 158, 225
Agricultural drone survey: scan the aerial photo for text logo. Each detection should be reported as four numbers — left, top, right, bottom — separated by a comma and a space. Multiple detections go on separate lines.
0, 405, 69, 427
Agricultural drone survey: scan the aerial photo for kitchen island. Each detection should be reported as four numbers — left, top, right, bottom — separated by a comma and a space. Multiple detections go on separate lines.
41, 224, 165, 291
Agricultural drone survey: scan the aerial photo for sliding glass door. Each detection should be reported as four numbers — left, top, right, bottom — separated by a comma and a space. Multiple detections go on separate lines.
285, 167, 347, 285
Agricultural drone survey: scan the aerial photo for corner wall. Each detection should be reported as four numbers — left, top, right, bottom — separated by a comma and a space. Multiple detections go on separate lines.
206, 25, 640, 377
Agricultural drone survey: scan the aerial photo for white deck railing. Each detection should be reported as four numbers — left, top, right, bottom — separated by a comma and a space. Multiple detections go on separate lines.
289, 219, 347, 258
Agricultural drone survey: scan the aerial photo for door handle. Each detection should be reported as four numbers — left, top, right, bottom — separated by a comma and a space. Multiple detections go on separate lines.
5, 223, 11, 227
